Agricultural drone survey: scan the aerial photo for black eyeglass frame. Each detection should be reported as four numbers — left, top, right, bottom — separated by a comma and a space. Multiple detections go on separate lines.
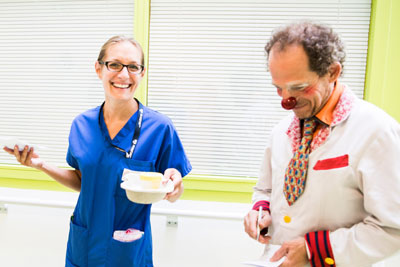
98, 61, 144, 74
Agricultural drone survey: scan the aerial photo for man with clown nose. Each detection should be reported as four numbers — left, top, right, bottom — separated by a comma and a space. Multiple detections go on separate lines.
244, 21, 400, 267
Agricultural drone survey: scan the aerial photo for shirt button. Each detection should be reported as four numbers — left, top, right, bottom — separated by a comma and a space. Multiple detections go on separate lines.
325, 257, 335, 265
283, 215, 291, 223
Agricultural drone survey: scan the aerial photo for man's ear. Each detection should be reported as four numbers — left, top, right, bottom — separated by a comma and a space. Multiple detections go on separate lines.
328, 62, 342, 82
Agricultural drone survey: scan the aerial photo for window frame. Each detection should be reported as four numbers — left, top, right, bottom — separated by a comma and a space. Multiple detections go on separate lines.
1, 0, 398, 203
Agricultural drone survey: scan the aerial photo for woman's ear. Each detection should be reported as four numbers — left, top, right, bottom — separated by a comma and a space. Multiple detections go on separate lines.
140, 66, 146, 78
95, 61, 102, 79
328, 62, 342, 83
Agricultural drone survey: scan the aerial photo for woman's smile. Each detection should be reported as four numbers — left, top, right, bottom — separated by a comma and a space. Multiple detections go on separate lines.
111, 82, 132, 89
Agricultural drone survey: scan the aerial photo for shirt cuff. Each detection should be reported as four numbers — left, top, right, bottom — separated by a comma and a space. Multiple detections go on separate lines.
252, 200, 270, 213
305, 239, 311, 260
305, 231, 336, 267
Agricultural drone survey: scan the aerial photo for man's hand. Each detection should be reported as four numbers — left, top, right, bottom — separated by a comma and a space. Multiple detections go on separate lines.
270, 237, 308, 267
163, 168, 184, 202
244, 209, 272, 244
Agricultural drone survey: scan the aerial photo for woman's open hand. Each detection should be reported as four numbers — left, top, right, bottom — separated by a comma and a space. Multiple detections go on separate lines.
3, 145, 44, 170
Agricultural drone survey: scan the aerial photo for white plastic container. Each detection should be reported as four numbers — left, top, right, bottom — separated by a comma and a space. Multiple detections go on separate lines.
121, 170, 174, 204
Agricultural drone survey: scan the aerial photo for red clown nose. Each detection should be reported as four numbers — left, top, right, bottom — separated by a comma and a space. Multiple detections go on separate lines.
281, 97, 297, 110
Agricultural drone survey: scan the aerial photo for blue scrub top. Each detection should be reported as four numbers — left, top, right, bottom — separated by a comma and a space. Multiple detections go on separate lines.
65, 100, 192, 267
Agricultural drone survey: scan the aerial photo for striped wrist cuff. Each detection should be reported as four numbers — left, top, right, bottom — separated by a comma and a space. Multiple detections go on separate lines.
305, 231, 336, 267
252, 200, 270, 213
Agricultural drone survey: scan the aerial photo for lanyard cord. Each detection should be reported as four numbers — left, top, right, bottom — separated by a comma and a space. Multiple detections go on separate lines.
126, 106, 143, 158
99, 99, 144, 159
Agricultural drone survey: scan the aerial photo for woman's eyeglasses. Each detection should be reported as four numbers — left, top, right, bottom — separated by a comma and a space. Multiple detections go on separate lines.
99, 61, 144, 74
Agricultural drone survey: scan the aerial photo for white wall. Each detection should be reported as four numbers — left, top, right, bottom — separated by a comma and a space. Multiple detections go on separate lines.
0, 188, 263, 267
0, 188, 399, 267
151, 201, 262, 267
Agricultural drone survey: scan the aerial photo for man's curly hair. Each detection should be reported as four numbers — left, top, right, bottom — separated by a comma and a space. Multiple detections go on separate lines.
265, 21, 346, 77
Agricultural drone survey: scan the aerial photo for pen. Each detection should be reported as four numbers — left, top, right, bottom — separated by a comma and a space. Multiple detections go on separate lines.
256, 206, 262, 241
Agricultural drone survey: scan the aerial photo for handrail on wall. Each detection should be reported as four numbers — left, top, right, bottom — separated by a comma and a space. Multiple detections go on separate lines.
0, 196, 245, 221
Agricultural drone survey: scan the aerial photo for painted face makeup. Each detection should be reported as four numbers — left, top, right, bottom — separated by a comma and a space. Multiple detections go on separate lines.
301, 83, 318, 95
279, 81, 319, 110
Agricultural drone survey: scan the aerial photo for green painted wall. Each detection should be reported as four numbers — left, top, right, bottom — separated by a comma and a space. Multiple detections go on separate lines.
0, 166, 255, 203
133, 0, 150, 105
364, 0, 400, 121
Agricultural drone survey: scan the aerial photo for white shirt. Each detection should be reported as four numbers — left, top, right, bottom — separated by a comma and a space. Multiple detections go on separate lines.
253, 88, 400, 266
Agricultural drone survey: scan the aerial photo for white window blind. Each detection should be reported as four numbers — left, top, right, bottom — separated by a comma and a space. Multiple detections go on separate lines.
148, 0, 371, 178
0, 0, 135, 166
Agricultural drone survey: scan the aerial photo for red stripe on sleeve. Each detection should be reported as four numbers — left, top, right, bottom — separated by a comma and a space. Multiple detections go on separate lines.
252, 200, 270, 213
305, 231, 336, 267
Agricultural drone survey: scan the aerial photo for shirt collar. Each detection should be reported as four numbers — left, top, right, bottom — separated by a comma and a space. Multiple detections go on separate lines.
315, 81, 344, 126
286, 83, 356, 153
98, 100, 140, 146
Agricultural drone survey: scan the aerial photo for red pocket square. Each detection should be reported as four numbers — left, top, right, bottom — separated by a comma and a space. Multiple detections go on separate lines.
313, 154, 349, 170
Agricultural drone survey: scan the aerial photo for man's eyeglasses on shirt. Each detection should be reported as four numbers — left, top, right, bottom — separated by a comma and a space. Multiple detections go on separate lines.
99, 61, 144, 74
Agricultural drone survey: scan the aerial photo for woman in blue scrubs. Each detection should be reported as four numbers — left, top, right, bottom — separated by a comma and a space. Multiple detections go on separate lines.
4, 36, 192, 266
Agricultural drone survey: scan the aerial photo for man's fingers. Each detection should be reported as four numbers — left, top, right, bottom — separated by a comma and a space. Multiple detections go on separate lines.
244, 211, 258, 239
244, 210, 272, 242
270, 244, 287, 261
258, 235, 271, 244
259, 211, 271, 229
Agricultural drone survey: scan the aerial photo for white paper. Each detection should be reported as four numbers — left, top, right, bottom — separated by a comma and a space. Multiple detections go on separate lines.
0, 136, 46, 151
243, 244, 286, 267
